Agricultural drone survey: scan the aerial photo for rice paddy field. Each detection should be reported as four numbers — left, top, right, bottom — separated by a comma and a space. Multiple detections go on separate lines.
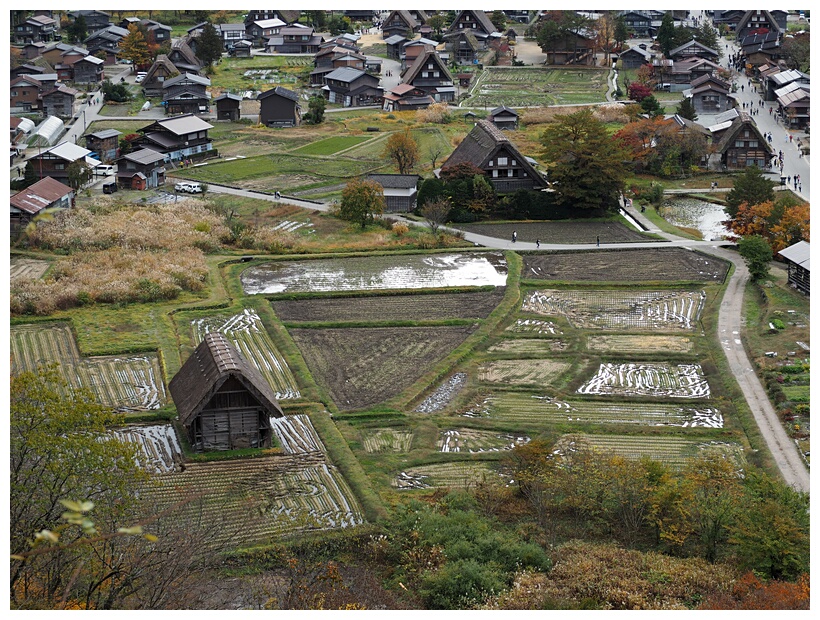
462, 66, 609, 108
189, 308, 301, 399
10, 256, 50, 282
576, 362, 710, 398
361, 428, 415, 453
477, 358, 572, 386
11, 322, 166, 411
438, 429, 531, 453
393, 461, 504, 490
521, 289, 706, 331
586, 334, 695, 354
242, 252, 508, 294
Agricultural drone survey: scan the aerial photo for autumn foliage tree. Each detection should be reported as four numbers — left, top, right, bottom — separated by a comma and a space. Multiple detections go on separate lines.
628, 82, 653, 102
727, 199, 810, 253
383, 129, 420, 174
118, 24, 152, 67
336, 178, 385, 229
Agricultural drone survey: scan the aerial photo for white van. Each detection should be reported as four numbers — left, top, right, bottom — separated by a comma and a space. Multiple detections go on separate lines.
174, 181, 203, 194
95, 165, 115, 176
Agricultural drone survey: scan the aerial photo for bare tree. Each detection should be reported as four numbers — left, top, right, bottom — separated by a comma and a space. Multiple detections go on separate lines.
420, 198, 451, 234
427, 145, 443, 171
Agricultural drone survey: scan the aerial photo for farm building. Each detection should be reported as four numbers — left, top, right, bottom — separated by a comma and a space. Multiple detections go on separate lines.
778, 241, 810, 296
440, 120, 547, 193
169, 332, 284, 452
83, 128, 121, 162
116, 147, 167, 189
10, 176, 74, 236
488, 106, 519, 130
257, 86, 301, 127
367, 173, 421, 212
214, 93, 242, 121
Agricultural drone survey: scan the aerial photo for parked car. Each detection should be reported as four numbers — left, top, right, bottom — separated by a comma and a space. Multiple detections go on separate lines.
174, 182, 203, 194
135, 72, 147, 83
102, 182, 118, 194
95, 165, 115, 176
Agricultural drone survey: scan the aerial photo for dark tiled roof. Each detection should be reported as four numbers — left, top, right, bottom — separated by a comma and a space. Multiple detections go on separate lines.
257, 85, 300, 102
367, 173, 421, 189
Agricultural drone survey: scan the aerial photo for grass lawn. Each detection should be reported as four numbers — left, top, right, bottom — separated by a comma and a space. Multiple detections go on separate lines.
292, 135, 373, 156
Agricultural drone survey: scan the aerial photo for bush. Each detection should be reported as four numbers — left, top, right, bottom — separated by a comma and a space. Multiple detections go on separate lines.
392, 222, 409, 236
771, 318, 786, 330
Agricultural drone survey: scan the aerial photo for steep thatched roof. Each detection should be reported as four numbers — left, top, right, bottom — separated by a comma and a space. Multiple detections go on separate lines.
169, 332, 284, 427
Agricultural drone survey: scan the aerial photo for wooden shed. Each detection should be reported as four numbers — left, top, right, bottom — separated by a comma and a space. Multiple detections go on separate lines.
778, 241, 810, 296
214, 92, 242, 121
168, 332, 284, 452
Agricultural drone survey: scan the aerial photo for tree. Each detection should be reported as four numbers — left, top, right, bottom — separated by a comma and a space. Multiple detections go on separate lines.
628, 82, 652, 102
540, 109, 630, 213
535, 17, 563, 56
420, 198, 451, 233
102, 78, 132, 103
65, 15, 87, 43
676, 97, 698, 121
66, 160, 92, 191
337, 178, 385, 229
118, 24, 152, 67
656, 13, 676, 56
10, 368, 147, 606
195, 22, 224, 69
427, 144, 443, 170
303, 95, 326, 124
782, 34, 810, 72
725, 166, 776, 218
490, 10, 507, 31
694, 21, 720, 53
306, 10, 327, 30
427, 14, 447, 39
640, 94, 663, 117
738, 235, 773, 281
383, 129, 420, 175
613, 14, 629, 51
595, 13, 617, 63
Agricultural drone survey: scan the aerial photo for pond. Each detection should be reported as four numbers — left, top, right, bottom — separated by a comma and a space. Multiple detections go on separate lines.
658, 197, 731, 241
241, 252, 508, 294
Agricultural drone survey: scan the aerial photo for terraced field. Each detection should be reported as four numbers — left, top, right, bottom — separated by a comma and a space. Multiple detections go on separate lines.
11, 323, 166, 411
438, 429, 531, 453
462, 66, 608, 107
522, 248, 729, 282
577, 362, 710, 398
112, 424, 183, 473
190, 308, 300, 399
552, 434, 745, 470
290, 325, 477, 410
477, 358, 572, 386
586, 334, 694, 354
394, 461, 503, 490
522, 289, 706, 331
361, 428, 414, 453
273, 290, 505, 322
144, 455, 364, 542
243, 252, 508, 294
480, 393, 723, 428
505, 318, 563, 335
486, 339, 568, 354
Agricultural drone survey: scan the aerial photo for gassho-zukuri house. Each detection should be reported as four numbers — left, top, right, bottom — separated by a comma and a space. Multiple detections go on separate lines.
168, 331, 285, 452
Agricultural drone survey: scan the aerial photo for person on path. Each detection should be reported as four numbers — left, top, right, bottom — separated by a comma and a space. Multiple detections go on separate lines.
596, 235, 600, 247
512, 231, 517, 243
536, 239, 540, 249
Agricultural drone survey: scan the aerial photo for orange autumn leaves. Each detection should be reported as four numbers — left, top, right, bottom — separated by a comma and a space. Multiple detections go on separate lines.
727, 200, 810, 254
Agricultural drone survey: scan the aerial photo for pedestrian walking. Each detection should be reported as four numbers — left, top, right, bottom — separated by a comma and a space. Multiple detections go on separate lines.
596, 235, 600, 247
512, 231, 517, 243
787, 176, 791, 184
789, 134, 793, 143
798, 184, 801, 192
536, 239, 540, 249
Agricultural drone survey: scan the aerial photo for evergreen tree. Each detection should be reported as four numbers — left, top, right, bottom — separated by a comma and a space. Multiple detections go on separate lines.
541, 109, 630, 214
195, 22, 224, 68
676, 97, 698, 121
614, 14, 629, 50
656, 13, 676, 56
640, 94, 664, 117
738, 235, 773, 281
725, 166, 776, 218
303, 95, 326, 124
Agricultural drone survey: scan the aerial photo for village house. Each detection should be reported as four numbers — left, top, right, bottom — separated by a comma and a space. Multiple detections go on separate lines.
382, 83, 434, 112
488, 106, 519, 130
382, 10, 422, 39
167, 38, 202, 75
542, 29, 597, 65
616, 10, 659, 37
116, 147, 167, 190
441, 120, 547, 193
12, 14, 59, 44
668, 39, 720, 63
10, 176, 74, 237
27, 142, 101, 185
214, 93, 242, 121
266, 25, 323, 54
445, 9, 499, 46
366, 174, 422, 212
734, 9, 786, 41
684, 74, 732, 114
141, 19, 172, 45
401, 49, 455, 102
83, 25, 129, 63
257, 86, 301, 127
445, 30, 481, 65
231, 39, 253, 57
66, 10, 110, 32
64, 55, 105, 85
40, 84, 77, 118
710, 112, 773, 170
775, 84, 810, 130
83, 128, 121, 163
169, 332, 283, 452
618, 45, 654, 70
10, 75, 46, 112
132, 114, 215, 163
141, 55, 181, 98
664, 57, 722, 88
401, 38, 439, 71
763, 69, 810, 101
39, 42, 84, 67
162, 72, 211, 116
246, 18, 286, 46
21, 41, 47, 60
385, 34, 409, 61
217, 23, 249, 51
739, 30, 785, 70
321, 67, 382, 107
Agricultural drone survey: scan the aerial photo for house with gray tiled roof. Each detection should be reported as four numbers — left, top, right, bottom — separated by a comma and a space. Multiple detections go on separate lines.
401, 49, 455, 102
321, 67, 382, 107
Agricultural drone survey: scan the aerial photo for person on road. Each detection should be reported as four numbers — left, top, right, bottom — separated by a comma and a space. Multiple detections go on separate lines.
536, 239, 540, 249
596, 235, 600, 247
512, 231, 517, 243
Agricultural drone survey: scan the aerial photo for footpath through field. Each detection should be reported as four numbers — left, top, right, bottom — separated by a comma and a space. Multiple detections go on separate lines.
197, 182, 808, 491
